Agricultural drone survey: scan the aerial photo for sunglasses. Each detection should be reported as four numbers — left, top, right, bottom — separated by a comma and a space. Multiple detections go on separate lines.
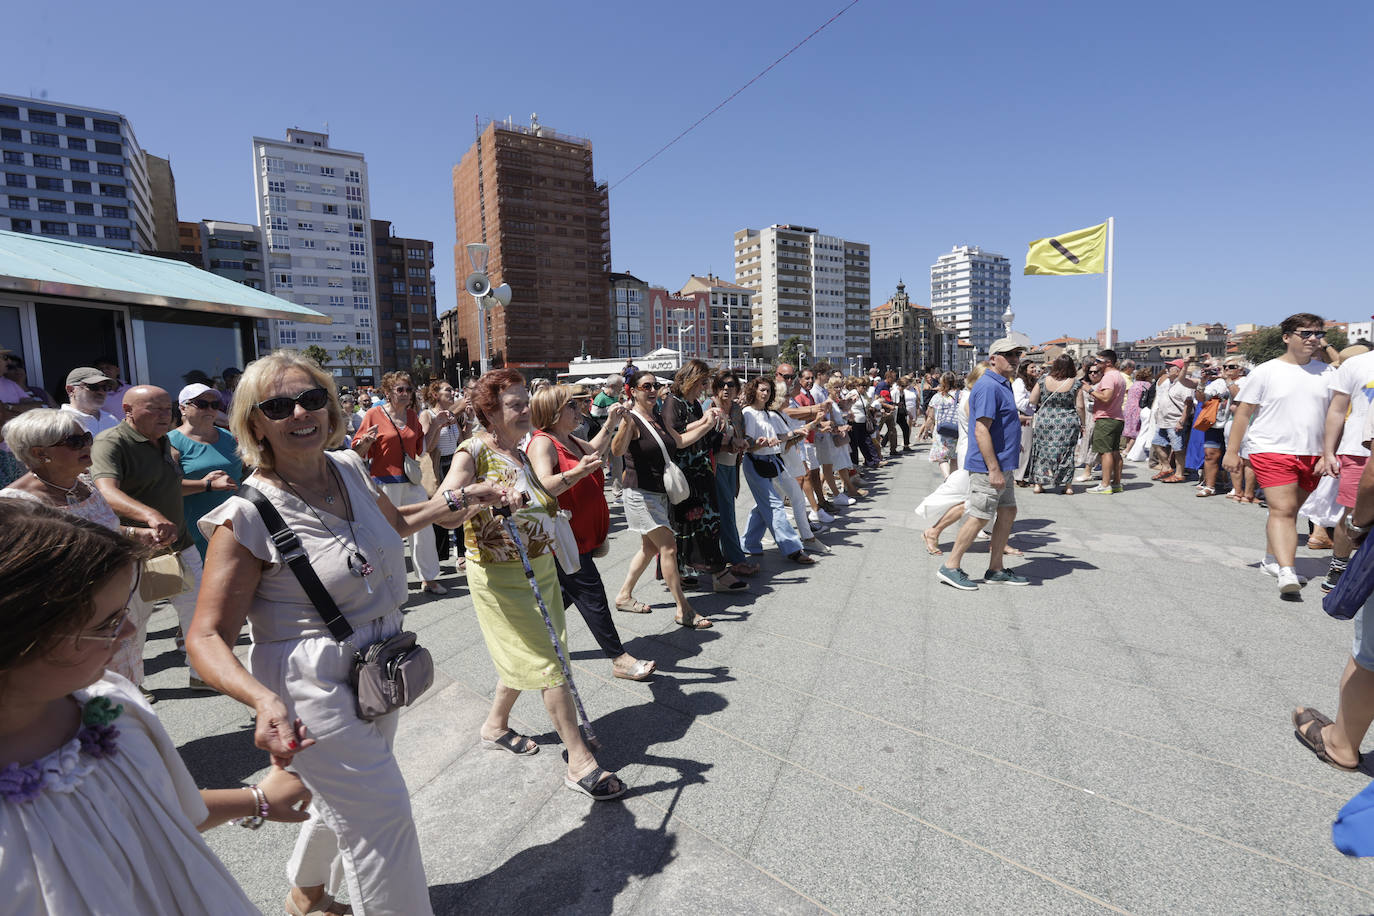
187, 397, 221, 410
49, 431, 93, 450
1295, 330, 1326, 339
392, 386, 413, 393
1223, 364, 1240, 370
720, 382, 739, 389
635, 383, 657, 391
82, 382, 116, 393
778, 373, 795, 381
256, 387, 330, 420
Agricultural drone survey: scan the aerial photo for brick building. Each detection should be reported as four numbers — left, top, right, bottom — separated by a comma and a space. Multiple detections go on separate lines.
372, 220, 437, 378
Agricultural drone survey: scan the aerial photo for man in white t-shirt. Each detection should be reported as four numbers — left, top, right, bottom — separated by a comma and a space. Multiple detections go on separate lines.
1149, 360, 1197, 481
1194, 359, 1242, 497
1225, 313, 1335, 595
1316, 345, 1374, 591
60, 366, 123, 436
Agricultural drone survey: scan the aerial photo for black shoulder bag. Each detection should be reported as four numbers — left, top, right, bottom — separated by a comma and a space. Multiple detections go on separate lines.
239, 485, 433, 721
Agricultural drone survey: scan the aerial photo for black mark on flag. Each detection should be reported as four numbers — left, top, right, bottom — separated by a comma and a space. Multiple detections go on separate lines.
1049, 239, 1079, 264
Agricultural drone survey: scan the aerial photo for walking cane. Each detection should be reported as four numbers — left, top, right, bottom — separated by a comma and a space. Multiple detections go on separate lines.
494, 506, 600, 749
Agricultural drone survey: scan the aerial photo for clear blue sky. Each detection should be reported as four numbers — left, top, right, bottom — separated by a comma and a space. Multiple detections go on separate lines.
8, 0, 1370, 345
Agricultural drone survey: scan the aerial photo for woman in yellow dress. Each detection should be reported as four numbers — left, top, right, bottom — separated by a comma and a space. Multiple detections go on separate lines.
441, 368, 626, 801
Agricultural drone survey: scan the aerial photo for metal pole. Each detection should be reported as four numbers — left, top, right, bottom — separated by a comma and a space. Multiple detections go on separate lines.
473, 294, 489, 376
1105, 216, 1115, 350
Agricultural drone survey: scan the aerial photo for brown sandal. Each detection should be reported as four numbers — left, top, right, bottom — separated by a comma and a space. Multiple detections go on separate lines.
1292, 707, 1360, 771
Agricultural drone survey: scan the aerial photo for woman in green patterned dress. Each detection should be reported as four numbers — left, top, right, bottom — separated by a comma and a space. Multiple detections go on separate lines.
1026, 355, 1087, 495
442, 368, 626, 801
659, 360, 748, 593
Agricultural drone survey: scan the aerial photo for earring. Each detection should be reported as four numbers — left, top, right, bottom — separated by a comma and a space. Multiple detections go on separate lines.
42, 456, 51, 463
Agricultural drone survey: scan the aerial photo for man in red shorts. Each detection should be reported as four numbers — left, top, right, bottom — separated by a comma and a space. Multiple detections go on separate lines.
1225, 313, 1334, 596
1318, 344, 1374, 591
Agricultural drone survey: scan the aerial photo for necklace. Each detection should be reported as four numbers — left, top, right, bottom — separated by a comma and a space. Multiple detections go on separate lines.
31, 472, 84, 507
276, 462, 374, 591
278, 463, 335, 504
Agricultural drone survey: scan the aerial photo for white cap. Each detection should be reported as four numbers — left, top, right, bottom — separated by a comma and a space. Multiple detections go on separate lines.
177, 383, 216, 404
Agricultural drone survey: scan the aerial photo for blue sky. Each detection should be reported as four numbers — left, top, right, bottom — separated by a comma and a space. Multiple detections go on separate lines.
7, 0, 1370, 345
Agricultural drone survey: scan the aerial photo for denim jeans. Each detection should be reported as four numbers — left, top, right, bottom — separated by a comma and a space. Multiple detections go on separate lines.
741, 456, 803, 556
713, 462, 747, 564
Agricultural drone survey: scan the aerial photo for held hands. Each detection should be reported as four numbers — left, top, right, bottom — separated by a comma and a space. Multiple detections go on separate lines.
1316, 454, 1340, 478
573, 454, 603, 479
145, 511, 177, 546
252, 696, 316, 768
352, 426, 379, 455
257, 766, 313, 823
606, 403, 629, 423
205, 470, 238, 492
431, 409, 456, 428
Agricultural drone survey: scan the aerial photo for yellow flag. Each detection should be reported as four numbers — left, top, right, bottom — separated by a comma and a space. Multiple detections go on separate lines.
1024, 222, 1107, 275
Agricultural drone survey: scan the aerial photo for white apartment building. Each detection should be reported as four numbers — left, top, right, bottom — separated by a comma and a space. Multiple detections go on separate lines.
929, 245, 1011, 358
734, 224, 871, 362
252, 128, 377, 383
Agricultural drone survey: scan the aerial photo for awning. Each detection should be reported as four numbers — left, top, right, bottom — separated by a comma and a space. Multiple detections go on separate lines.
0, 229, 329, 324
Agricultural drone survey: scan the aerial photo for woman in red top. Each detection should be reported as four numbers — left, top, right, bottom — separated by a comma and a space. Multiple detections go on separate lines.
526, 385, 655, 681
356, 371, 451, 594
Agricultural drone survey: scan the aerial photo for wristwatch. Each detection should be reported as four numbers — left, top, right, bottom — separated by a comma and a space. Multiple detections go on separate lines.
1346, 514, 1372, 537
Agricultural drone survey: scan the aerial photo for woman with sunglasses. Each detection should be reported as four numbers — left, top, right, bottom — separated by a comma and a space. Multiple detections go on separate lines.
611, 370, 719, 627
739, 377, 815, 566
420, 378, 466, 569
188, 351, 511, 914
0, 408, 162, 690
709, 370, 758, 577
358, 371, 447, 595
0, 500, 315, 915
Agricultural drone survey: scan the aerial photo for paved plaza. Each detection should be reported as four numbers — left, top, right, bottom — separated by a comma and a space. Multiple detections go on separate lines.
149, 444, 1374, 914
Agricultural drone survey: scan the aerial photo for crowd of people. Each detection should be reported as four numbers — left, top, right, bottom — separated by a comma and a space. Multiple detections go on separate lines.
9, 314, 1374, 911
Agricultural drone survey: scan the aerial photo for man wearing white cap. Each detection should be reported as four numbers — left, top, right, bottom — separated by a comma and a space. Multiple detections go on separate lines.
937, 336, 1032, 590
60, 366, 123, 436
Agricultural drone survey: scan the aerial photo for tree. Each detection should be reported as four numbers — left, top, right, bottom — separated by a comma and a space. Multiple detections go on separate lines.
301, 345, 332, 370
778, 335, 802, 368
410, 356, 433, 379
1240, 325, 1346, 365
336, 345, 363, 378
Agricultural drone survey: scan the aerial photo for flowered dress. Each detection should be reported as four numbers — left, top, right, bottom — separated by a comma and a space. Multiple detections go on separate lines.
661, 393, 729, 574
1027, 378, 1083, 488
1123, 380, 1149, 439
459, 436, 568, 690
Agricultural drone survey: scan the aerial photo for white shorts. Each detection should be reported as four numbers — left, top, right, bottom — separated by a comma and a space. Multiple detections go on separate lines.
800, 440, 818, 470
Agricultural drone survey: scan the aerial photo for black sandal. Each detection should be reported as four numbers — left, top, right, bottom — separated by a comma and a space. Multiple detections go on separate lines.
565, 766, 628, 801
480, 729, 539, 756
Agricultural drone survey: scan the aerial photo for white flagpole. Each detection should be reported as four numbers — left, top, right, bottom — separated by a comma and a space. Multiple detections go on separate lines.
1105, 216, 1115, 348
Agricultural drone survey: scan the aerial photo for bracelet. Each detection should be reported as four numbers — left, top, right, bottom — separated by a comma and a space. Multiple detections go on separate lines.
204, 477, 212, 493
443, 488, 470, 512
232, 783, 269, 829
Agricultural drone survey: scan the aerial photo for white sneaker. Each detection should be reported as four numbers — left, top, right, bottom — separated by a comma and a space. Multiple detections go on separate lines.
831, 493, 854, 507
1278, 568, 1303, 594
809, 508, 835, 525
1262, 561, 1306, 585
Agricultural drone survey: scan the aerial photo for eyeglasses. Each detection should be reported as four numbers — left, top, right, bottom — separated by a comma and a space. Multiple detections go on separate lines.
256, 386, 330, 420
720, 382, 739, 390
1295, 330, 1326, 340
48, 431, 93, 450
392, 386, 413, 393
778, 373, 795, 381
81, 382, 116, 393
635, 384, 658, 392
68, 606, 131, 650
1223, 364, 1240, 370
187, 397, 221, 410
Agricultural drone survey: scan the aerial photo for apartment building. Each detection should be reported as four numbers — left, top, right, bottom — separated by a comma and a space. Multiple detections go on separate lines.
451, 115, 612, 370
0, 94, 165, 251
733, 224, 870, 362
678, 274, 752, 366
929, 245, 1011, 358
643, 287, 709, 359
372, 219, 437, 376
252, 128, 377, 385
870, 280, 959, 373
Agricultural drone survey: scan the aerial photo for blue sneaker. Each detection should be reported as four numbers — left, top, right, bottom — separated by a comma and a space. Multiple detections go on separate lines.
937, 566, 978, 590
985, 568, 1031, 586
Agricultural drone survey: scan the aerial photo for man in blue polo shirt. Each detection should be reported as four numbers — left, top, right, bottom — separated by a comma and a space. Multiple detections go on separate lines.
938, 336, 1032, 590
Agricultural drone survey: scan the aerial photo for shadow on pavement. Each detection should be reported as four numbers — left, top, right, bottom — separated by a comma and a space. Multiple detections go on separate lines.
177, 720, 263, 787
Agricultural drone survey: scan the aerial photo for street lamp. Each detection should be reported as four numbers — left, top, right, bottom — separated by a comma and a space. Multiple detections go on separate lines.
670, 308, 693, 368
463, 243, 512, 376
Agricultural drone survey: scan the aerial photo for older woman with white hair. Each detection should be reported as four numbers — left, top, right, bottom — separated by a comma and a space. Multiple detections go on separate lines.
187, 350, 513, 916
0, 408, 162, 691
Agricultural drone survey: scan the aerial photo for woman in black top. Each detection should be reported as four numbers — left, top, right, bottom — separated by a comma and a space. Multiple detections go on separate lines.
610, 371, 722, 629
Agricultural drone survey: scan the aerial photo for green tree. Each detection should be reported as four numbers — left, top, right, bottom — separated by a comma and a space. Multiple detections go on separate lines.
1240, 325, 1346, 365
301, 345, 332, 370
778, 335, 802, 368
336, 345, 362, 378
410, 356, 433, 379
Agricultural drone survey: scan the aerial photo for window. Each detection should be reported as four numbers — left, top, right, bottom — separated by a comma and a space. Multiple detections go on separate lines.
348, 223, 364, 238
40, 220, 69, 235
269, 235, 289, 251
269, 216, 288, 231
327, 278, 344, 288
327, 259, 343, 271
346, 205, 363, 220
408, 267, 425, 278
356, 315, 371, 327
300, 275, 319, 287
3, 151, 24, 164
406, 248, 425, 260
8, 195, 29, 209
63, 113, 85, 128
32, 154, 62, 169
73, 202, 93, 215
304, 331, 322, 342
101, 204, 127, 219
409, 285, 427, 296
345, 186, 361, 201
70, 180, 90, 194
279, 329, 297, 345
96, 162, 123, 176
37, 199, 65, 212
349, 242, 366, 256
99, 184, 125, 198
264, 156, 285, 172
411, 302, 429, 314
4, 173, 24, 187
298, 238, 315, 249
351, 260, 367, 274
35, 176, 63, 190
332, 333, 347, 343
69, 159, 89, 172
66, 137, 87, 151
392, 281, 406, 293
9, 217, 31, 232
92, 119, 119, 134
324, 240, 341, 252
27, 110, 57, 125
352, 278, 369, 292
356, 332, 373, 346
345, 170, 360, 184
76, 224, 96, 237
0, 127, 18, 141
0, 105, 16, 119
267, 179, 286, 193
274, 273, 292, 288
294, 161, 309, 173
320, 166, 335, 177
328, 295, 346, 307
268, 195, 287, 210
320, 184, 336, 195
94, 141, 120, 155
321, 203, 338, 215
354, 296, 371, 309
30, 132, 58, 147
324, 222, 341, 234
294, 220, 313, 232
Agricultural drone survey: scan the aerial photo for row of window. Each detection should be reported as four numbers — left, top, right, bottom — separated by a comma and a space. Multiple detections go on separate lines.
0, 106, 120, 134
7, 217, 129, 239
5, 197, 127, 218
1, 151, 125, 175
261, 156, 361, 183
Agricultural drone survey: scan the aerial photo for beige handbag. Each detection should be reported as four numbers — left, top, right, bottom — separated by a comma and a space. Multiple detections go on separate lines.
140, 550, 191, 602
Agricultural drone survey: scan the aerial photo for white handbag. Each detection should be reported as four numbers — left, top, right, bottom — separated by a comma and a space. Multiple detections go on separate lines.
549, 509, 582, 575
634, 413, 689, 504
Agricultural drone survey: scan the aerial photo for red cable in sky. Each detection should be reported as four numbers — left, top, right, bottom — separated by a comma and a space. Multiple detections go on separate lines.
609, 0, 862, 191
